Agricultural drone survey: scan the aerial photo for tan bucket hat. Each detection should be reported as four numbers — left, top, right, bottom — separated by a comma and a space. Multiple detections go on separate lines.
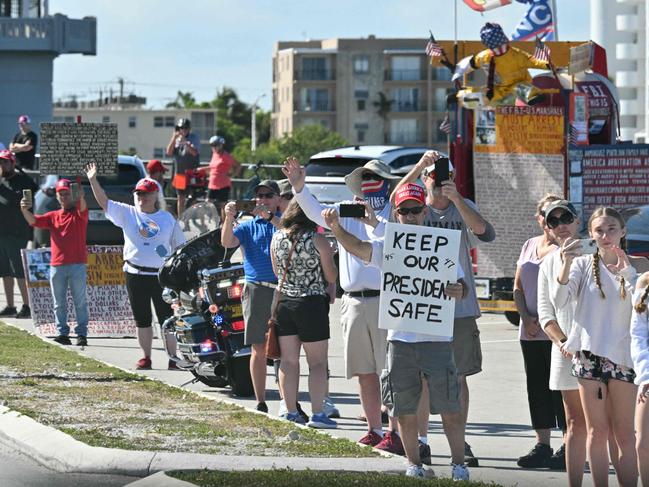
344, 159, 400, 199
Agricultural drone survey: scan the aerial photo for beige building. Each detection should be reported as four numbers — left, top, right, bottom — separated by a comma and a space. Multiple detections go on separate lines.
272, 36, 454, 150
53, 98, 217, 161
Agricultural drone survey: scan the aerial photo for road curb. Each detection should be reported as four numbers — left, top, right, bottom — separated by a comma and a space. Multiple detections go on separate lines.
0, 404, 407, 478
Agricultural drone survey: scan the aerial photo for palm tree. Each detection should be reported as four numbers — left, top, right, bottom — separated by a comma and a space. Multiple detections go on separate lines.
373, 92, 394, 143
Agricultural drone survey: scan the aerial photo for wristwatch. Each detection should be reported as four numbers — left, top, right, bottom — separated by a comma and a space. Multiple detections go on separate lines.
266, 210, 273, 221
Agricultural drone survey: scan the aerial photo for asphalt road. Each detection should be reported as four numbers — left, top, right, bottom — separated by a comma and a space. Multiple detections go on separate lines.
0, 288, 614, 486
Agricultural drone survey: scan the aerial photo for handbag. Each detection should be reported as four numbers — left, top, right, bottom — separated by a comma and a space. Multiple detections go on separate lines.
265, 235, 300, 360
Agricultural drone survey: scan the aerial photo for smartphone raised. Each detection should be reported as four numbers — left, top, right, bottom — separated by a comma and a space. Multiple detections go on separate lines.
434, 157, 450, 187
576, 238, 598, 255
235, 200, 257, 213
22, 189, 32, 206
70, 182, 80, 201
339, 203, 366, 218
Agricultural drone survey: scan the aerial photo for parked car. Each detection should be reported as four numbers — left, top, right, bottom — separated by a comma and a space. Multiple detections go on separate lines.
305, 145, 434, 203
620, 205, 649, 257
33, 155, 146, 246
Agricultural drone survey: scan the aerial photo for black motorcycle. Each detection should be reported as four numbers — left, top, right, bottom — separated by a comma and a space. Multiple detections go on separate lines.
158, 205, 254, 397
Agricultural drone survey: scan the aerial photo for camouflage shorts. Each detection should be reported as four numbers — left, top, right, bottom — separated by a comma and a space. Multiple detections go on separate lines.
571, 350, 636, 384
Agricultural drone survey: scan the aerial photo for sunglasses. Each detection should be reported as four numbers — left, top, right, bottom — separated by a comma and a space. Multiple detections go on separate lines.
255, 192, 276, 199
396, 206, 425, 216
546, 212, 575, 229
281, 193, 293, 201
361, 173, 383, 181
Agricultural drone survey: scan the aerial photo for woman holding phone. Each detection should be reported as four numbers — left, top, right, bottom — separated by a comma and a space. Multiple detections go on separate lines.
270, 200, 337, 428
85, 163, 185, 370
554, 207, 639, 486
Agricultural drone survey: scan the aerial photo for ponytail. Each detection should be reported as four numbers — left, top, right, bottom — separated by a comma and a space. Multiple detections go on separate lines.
592, 252, 606, 299
635, 284, 649, 313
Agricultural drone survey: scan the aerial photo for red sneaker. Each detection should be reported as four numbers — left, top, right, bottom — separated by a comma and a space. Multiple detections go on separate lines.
135, 357, 152, 370
359, 430, 383, 446
168, 360, 180, 370
375, 430, 405, 455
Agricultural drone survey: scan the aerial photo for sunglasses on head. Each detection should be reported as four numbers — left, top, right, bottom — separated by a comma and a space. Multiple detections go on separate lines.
281, 193, 293, 201
546, 211, 575, 229
256, 192, 276, 199
396, 206, 425, 216
361, 173, 383, 181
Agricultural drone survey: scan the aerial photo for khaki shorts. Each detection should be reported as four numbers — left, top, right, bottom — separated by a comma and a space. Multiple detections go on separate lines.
242, 282, 275, 345
452, 317, 483, 377
381, 341, 460, 417
340, 294, 387, 379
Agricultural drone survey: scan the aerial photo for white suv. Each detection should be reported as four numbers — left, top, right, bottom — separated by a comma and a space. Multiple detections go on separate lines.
305, 145, 435, 203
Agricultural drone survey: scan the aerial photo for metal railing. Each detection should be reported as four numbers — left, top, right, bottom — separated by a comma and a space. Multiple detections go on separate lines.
294, 69, 336, 81
385, 69, 424, 81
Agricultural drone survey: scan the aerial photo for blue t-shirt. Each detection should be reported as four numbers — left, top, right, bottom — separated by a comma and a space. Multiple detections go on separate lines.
233, 217, 277, 283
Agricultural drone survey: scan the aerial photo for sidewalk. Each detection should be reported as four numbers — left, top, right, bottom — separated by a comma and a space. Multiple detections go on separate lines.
0, 288, 607, 486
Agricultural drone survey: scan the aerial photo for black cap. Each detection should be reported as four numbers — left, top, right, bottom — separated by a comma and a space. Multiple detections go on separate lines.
253, 180, 280, 195
544, 200, 578, 218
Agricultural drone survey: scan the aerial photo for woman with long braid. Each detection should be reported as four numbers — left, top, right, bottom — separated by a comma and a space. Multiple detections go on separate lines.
631, 274, 649, 485
553, 207, 638, 487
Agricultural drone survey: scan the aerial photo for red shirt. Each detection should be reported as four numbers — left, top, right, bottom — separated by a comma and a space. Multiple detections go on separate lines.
208, 151, 235, 190
32, 208, 89, 266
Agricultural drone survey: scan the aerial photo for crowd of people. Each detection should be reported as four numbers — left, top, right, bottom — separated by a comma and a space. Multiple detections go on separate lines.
2, 112, 648, 483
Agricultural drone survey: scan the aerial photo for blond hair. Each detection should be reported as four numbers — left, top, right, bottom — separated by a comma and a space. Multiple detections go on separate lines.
588, 207, 627, 300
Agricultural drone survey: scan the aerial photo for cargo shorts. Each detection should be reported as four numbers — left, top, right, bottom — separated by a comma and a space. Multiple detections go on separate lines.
381, 340, 460, 417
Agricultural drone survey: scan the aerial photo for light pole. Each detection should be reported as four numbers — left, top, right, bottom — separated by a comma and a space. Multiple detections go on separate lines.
251, 93, 266, 152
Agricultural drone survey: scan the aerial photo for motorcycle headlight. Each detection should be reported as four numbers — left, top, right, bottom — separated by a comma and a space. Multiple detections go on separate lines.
162, 288, 178, 304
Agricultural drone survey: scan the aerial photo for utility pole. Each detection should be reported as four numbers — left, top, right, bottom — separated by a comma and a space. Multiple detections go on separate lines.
118, 77, 124, 104
251, 93, 266, 152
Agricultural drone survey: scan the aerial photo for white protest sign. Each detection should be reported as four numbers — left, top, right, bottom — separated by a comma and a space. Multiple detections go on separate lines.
378, 222, 461, 338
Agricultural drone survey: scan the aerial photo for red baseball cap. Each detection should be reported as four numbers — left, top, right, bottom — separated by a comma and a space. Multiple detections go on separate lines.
0, 150, 15, 163
56, 178, 72, 193
146, 159, 167, 174
133, 178, 159, 193
394, 183, 426, 207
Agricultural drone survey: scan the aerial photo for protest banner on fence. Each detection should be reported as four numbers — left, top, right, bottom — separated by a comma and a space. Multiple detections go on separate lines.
378, 223, 461, 338
39, 122, 118, 175
21, 245, 136, 337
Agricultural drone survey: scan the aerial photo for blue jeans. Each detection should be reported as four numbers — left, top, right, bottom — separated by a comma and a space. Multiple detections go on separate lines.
50, 264, 89, 337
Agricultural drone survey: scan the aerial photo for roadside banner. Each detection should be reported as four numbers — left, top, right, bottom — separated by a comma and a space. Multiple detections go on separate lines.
21, 245, 136, 337
378, 223, 461, 338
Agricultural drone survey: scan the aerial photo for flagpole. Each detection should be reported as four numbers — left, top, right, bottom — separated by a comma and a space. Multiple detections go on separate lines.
551, 0, 558, 40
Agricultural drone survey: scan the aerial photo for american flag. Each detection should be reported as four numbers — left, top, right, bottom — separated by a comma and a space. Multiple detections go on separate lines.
439, 114, 451, 135
533, 36, 551, 62
426, 35, 443, 59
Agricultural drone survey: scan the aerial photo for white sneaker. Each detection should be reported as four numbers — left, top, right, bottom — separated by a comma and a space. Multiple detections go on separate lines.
277, 399, 288, 418
451, 463, 470, 481
405, 464, 435, 479
322, 396, 340, 418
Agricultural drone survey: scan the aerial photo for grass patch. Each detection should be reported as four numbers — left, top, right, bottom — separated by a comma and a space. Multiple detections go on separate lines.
0, 321, 376, 458
169, 469, 504, 486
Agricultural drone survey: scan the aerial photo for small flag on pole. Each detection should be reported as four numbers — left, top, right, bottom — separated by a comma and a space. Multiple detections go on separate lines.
439, 114, 451, 135
533, 36, 551, 62
426, 35, 443, 59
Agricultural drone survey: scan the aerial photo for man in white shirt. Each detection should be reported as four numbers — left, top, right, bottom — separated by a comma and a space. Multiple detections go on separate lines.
322, 182, 469, 481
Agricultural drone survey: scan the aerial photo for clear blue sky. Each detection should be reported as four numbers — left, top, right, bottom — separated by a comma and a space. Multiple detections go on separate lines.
50, 0, 591, 110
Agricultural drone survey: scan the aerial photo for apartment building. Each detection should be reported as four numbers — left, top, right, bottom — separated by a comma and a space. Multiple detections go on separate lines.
272, 36, 454, 150
591, 0, 647, 142
53, 98, 217, 161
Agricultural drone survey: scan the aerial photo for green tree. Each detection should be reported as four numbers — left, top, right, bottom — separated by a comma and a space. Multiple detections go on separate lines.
373, 91, 393, 143
233, 125, 347, 167
165, 90, 198, 109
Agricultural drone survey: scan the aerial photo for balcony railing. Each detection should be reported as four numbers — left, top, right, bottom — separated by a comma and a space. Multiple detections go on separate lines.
294, 69, 336, 81
393, 101, 420, 112
385, 69, 424, 81
294, 101, 335, 112
0, 14, 96, 54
